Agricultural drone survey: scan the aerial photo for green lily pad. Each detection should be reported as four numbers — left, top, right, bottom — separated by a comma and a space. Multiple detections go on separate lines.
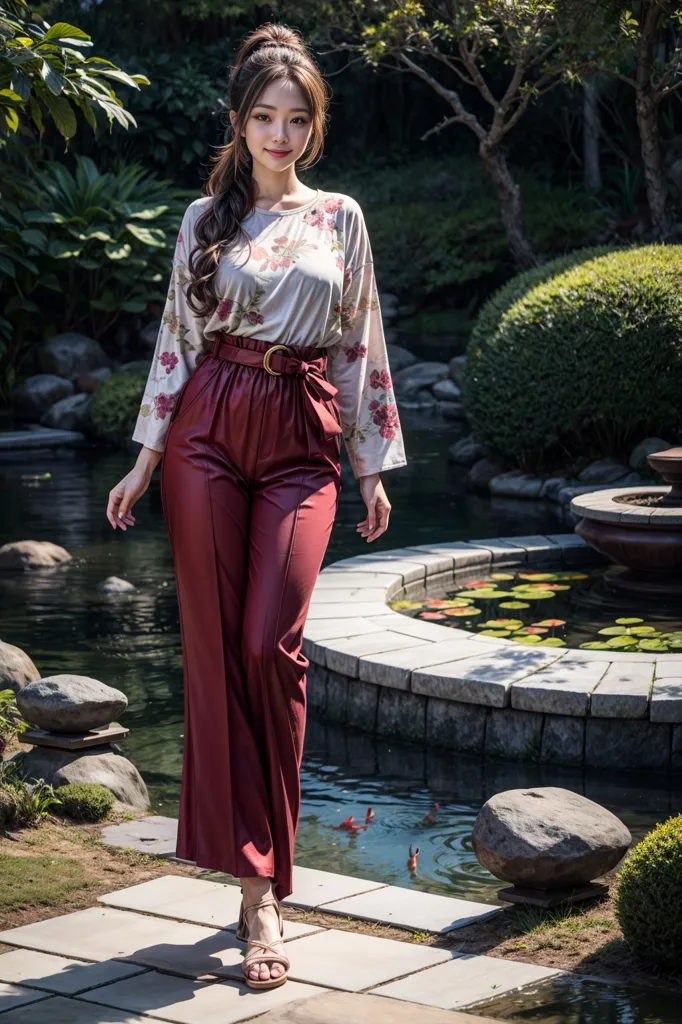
629, 626, 659, 636
540, 637, 566, 647
606, 635, 639, 648
514, 591, 555, 601
512, 634, 543, 644
479, 629, 512, 637
615, 617, 644, 625
638, 639, 670, 651
518, 573, 557, 581
490, 573, 515, 581
598, 626, 627, 636
499, 601, 530, 610
580, 642, 613, 650
478, 619, 524, 629
441, 607, 482, 617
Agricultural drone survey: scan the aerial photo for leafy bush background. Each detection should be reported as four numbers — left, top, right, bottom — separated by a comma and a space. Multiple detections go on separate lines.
86, 368, 149, 448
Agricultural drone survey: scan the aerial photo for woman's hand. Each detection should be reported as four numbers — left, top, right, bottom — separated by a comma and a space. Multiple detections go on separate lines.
357, 473, 391, 543
106, 447, 162, 531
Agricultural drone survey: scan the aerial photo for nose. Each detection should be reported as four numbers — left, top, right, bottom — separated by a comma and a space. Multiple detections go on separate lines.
271, 121, 289, 144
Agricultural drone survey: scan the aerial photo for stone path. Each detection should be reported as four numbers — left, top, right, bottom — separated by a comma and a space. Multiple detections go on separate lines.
0, 867, 562, 1022
0, 429, 87, 451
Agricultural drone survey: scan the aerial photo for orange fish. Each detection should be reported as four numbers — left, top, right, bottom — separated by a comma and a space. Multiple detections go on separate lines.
336, 815, 366, 832
408, 844, 420, 872
423, 802, 440, 825
365, 807, 375, 824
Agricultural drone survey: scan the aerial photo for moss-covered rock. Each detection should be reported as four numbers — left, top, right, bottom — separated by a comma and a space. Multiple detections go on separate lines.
85, 370, 148, 449
616, 814, 682, 966
55, 782, 115, 822
464, 245, 682, 470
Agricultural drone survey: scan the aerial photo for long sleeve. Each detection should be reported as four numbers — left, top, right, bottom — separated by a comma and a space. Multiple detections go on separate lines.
132, 205, 207, 452
327, 204, 407, 479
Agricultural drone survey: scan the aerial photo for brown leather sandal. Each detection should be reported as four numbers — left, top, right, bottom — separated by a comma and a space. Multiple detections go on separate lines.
240, 894, 289, 990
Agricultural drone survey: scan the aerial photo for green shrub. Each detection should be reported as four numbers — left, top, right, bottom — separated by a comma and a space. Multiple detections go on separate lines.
0, 762, 61, 828
616, 815, 682, 967
86, 370, 149, 448
463, 245, 682, 471
55, 783, 114, 823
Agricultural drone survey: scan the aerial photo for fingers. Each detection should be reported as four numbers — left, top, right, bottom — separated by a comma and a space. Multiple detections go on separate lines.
357, 500, 391, 542
106, 484, 137, 531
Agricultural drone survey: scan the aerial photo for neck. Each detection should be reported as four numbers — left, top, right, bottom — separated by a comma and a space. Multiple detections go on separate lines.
250, 163, 304, 203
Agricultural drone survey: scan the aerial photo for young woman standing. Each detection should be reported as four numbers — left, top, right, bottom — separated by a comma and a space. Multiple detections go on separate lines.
106, 22, 407, 991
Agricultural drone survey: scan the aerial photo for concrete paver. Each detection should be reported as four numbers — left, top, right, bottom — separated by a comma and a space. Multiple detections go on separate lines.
0, 980, 49, 1013
250, 990, 500, 1022
280, 866, 386, 909
0, 995, 151, 1023
0, 949, 145, 994
317, 884, 500, 933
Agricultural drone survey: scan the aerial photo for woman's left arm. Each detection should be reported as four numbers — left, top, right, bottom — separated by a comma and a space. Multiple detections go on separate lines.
326, 203, 407, 540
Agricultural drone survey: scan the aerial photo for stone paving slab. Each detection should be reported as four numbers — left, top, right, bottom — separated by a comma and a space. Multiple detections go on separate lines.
0, 995, 152, 1023
313, 571, 404, 590
511, 660, 607, 717
310, 588, 393, 604
271, 929, 454, 993
100, 816, 178, 857
98, 877, 319, 939
250, 990, 500, 1023
370, 954, 562, 1011
302, 618, 379, 641
315, 885, 500, 933
412, 649, 565, 707
0, 949, 145, 995
367, 614, 467, 642
324, 632, 429, 677
281, 866, 387, 909
407, 543, 492, 570
651, 663, 682, 722
324, 555, 428, 584
590, 663, 654, 719
78, 970, 328, 1024
0, 980, 49, 1012
305, 602, 391, 620
358, 637, 486, 690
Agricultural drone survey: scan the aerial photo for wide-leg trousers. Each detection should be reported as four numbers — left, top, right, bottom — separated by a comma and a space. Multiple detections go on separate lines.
159, 332, 342, 901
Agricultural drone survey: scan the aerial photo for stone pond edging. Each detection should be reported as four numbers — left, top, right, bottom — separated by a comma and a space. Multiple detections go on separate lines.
302, 534, 682, 772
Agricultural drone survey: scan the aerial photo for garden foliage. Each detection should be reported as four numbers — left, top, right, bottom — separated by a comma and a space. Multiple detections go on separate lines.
86, 368, 149, 447
616, 814, 682, 967
55, 782, 114, 822
464, 245, 682, 469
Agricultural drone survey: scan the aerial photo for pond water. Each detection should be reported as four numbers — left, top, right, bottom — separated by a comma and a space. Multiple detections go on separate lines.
1, 414, 681, 907
392, 566, 682, 653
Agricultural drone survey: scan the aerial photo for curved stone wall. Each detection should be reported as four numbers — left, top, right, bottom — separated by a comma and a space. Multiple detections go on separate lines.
302, 534, 682, 772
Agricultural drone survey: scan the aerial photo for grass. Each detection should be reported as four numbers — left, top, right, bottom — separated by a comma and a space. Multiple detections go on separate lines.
0, 853, 96, 912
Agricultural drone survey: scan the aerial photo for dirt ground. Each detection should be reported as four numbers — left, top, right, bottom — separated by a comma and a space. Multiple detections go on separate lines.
0, 813, 680, 997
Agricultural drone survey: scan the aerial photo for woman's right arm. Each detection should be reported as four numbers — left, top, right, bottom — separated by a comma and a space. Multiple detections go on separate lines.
106, 203, 207, 531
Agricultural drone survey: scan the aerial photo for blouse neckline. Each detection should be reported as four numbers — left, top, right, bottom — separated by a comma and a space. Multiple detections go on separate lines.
249, 188, 322, 217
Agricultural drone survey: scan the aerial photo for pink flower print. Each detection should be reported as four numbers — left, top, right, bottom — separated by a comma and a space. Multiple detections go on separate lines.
370, 368, 392, 391
323, 197, 344, 214
177, 231, 184, 245
247, 311, 265, 325
369, 400, 399, 440
252, 246, 268, 262
344, 340, 367, 363
154, 391, 178, 420
336, 255, 344, 271
303, 208, 326, 229
159, 351, 179, 375
343, 266, 353, 286
217, 298, 234, 321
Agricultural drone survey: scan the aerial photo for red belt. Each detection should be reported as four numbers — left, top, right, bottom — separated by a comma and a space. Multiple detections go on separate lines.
210, 332, 343, 446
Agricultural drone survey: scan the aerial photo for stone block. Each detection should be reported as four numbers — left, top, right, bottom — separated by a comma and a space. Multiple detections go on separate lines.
511, 660, 605, 717
585, 719, 671, 770
464, 539, 526, 564
651, 665, 682, 723
413, 649, 563, 708
590, 663, 654, 719
306, 665, 327, 716
408, 543, 491, 571
325, 673, 348, 725
367, 615, 454, 642
376, 687, 426, 742
359, 637, 482, 691
22, 725, 128, 751
425, 698, 487, 753
484, 708, 544, 761
346, 681, 379, 730
540, 715, 585, 766
324, 632, 421, 678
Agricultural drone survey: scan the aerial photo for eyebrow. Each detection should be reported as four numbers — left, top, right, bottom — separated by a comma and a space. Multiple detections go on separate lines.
253, 103, 310, 113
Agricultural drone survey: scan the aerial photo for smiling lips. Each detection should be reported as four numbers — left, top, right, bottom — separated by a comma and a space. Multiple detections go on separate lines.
266, 148, 292, 158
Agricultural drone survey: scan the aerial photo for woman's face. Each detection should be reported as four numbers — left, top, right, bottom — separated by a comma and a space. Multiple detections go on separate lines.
232, 78, 313, 174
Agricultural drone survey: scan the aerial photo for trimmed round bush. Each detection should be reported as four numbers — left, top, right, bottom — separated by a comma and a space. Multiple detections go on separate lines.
86, 370, 148, 449
616, 814, 682, 966
464, 245, 682, 469
56, 782, 115, 822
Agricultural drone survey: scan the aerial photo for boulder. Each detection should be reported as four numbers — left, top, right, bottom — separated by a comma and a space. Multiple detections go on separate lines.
386, 344, 418, 373
539, 477, 572, 501
38, 333, 111, 381
472, 787, 632, 889
578, 458, 630, 485
40, 393, 91, 431
13, 747, 149, 811
490, 472, 544, 500
0, 540, 72, 572
449, 435, 487, 468
0, 640, 40, 693
393, 362, 450, 397
415, 388, 438, 408
97, 576, 136, 594
12, 375, 74, 422
449, 354, 467, 387
75, 368, 112, 394
467, 456, 507, 494
432, 379, 461, 400
629, 437, 673, 475
16, 674, 128, 734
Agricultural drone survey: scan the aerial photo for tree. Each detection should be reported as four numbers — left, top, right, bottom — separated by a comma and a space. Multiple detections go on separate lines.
0, 0, 148, 141
325, 1, 607, 269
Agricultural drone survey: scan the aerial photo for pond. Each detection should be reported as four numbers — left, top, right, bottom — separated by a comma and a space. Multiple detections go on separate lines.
1, 412, 681, 907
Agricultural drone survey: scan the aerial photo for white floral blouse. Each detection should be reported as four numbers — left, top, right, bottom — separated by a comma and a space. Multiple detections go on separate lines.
131, 189, 408, 479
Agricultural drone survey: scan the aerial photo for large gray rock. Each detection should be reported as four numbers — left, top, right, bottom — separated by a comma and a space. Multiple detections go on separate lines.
449, 354, 467, 387
0, 540, 72, 571
489, 472, 544, 499
629, 437, 673, 474
0, 640, 40, 693
12, 375, 74, 421
16, 674, 127, 733
38, 333, 111, 381
578, 458, 630, 485
432, 378, 461, 400
393, 362, 450, 397
12, 747, 149, 811
387, 344, 417, 374
97, 576, 136, 594
467, 456, 507, 494
449, 434, 488, 468
472, 787, 632, 889
40, 393, 91, 431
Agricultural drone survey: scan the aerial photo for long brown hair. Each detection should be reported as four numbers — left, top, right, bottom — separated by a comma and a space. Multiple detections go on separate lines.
186, 24, 330, 317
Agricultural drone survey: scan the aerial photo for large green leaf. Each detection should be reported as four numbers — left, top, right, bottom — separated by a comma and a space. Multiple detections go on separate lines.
125, 223, 166, 247
42, 22, 91, 44
41, 93, 77, 138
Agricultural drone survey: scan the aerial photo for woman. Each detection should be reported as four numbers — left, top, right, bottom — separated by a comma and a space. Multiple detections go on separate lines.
106, 22, 407, 991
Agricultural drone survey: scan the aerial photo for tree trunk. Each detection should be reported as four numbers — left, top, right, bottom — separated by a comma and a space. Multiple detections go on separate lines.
635, 3, 669, 237
583, 79, 601, 190
480, 141, 537, 269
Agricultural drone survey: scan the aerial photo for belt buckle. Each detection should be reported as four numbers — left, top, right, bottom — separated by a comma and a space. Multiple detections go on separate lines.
263, 344, 291, 376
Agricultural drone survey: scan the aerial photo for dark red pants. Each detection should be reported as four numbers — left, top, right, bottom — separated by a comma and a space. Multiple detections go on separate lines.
160, 333, 342, 901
